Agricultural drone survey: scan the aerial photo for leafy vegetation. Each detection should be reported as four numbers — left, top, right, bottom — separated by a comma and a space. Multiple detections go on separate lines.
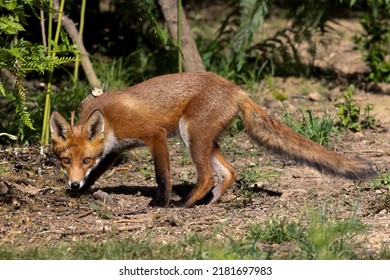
0, 0, 76, 143
282, 84, 377, 148
0, 208, 383, 260
369, 170, 390, 191
233, 164, 280, 207
335, 86, 376, 132
284, 108, 335, 147
248, 209, 366, 260
355, 0, 390, 82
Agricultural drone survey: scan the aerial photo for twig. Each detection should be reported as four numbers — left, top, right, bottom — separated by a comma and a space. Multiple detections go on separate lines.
40, 10, 47, 51
116, 225, 143, 232
114, 208, 147, 216
114, 218, 151, 224
75, 210, 94, 219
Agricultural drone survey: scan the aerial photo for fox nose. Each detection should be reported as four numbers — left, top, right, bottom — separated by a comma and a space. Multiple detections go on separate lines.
70, 182, 80, 190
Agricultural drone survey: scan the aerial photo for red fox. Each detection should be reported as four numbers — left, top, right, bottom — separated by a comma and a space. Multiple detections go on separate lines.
50, 72, 376, 207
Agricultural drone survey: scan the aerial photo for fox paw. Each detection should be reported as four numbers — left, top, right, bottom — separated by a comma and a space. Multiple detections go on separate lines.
148, 199, 169, 208
171, 199, 194, 208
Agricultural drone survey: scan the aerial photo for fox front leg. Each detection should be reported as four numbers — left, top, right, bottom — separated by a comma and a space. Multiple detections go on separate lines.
145, 128, 172, 207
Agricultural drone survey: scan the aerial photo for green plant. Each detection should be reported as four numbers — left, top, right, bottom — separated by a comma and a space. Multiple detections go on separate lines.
89, 202, 113, 220
301, 208, 365, 259
335, 87, 361, 131
379, 245, 390, 259
227, 116, 245, 136
200, 0, 271, 82
0, 165, 10, 174
362, 103, 376, 129
0, 206, 384, 260
248, 208, 366, 259
284, 108, 335, 147
0, 0, 76, 143
140, 164, 154, 181
355, 0, 390, 82
200, 0, 354, 82
0, 133, 17, 141
239, 165, 279, 186
51, 81, 91, 114
94, 57, 134, 90
369, 171, 390, 190
139, 0, 181, 71
234, 166, 279, 207
265, 75, 288, 101
248, 218, 303, 244
335, 86, 376, 132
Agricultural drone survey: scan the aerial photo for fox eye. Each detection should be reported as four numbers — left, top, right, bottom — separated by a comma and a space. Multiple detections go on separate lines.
61, 157, 70, 164
83, 157, 92, 164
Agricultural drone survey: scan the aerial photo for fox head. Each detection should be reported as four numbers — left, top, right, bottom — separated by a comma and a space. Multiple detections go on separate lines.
50, 110, 105, 191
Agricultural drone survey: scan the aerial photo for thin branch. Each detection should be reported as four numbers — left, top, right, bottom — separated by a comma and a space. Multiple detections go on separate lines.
52, 0, 101, 88
40, 10, 47, 51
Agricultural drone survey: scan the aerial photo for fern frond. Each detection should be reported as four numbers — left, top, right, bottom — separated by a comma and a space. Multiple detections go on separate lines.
2, 40, 76, 74
1, 0, 18, 10
13, 65, 35, 130
22, 54, 76, 73
16, 102, 35, 130
0, 15, 25, 35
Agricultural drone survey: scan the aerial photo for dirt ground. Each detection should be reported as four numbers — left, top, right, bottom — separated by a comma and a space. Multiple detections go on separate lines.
1, 18, 390, 258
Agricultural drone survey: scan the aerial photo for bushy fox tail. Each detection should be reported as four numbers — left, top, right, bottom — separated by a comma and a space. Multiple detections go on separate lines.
237, 92, 376, 180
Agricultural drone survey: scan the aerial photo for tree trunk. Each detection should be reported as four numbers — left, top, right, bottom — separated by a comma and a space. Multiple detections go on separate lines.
157, 0, 205, 72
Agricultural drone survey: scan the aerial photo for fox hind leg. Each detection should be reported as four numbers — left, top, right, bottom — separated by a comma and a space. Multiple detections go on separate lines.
209, 144, 237, 203
178, 118, 216, 207
178, 119, 236, 207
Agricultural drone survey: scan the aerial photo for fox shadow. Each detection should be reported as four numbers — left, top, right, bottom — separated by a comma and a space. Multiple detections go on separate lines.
96, 181, 282, 205
98, 182, 195, 200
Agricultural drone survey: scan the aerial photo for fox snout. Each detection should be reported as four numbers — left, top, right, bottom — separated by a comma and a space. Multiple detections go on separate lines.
69, 181, 83, 190
62, 167, 89, 191
61, 165, 96, 192
66, 176, 92, 192
60, 166, 89, 191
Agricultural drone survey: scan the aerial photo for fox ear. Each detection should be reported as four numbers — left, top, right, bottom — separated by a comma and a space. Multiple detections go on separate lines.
83, 110, 105, 141
50, 111, 72, 143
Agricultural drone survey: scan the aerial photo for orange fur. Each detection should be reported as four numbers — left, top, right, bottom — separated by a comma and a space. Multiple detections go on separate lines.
50, 72, 376, 207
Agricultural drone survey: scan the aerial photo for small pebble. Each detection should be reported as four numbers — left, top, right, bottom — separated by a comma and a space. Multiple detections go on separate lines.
93, 190, 114, 206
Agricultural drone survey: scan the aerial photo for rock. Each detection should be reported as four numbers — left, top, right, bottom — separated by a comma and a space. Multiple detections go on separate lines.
265, 99, 284, 110
0, 181, 9, 195
308, 92, 322, 101
93, 190, 114, 206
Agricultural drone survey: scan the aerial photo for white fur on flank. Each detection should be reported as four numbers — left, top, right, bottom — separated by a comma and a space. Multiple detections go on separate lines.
179, 118, 190, 149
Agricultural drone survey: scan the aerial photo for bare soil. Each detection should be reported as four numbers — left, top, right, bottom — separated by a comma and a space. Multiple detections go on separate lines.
1, 18, 390, 258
